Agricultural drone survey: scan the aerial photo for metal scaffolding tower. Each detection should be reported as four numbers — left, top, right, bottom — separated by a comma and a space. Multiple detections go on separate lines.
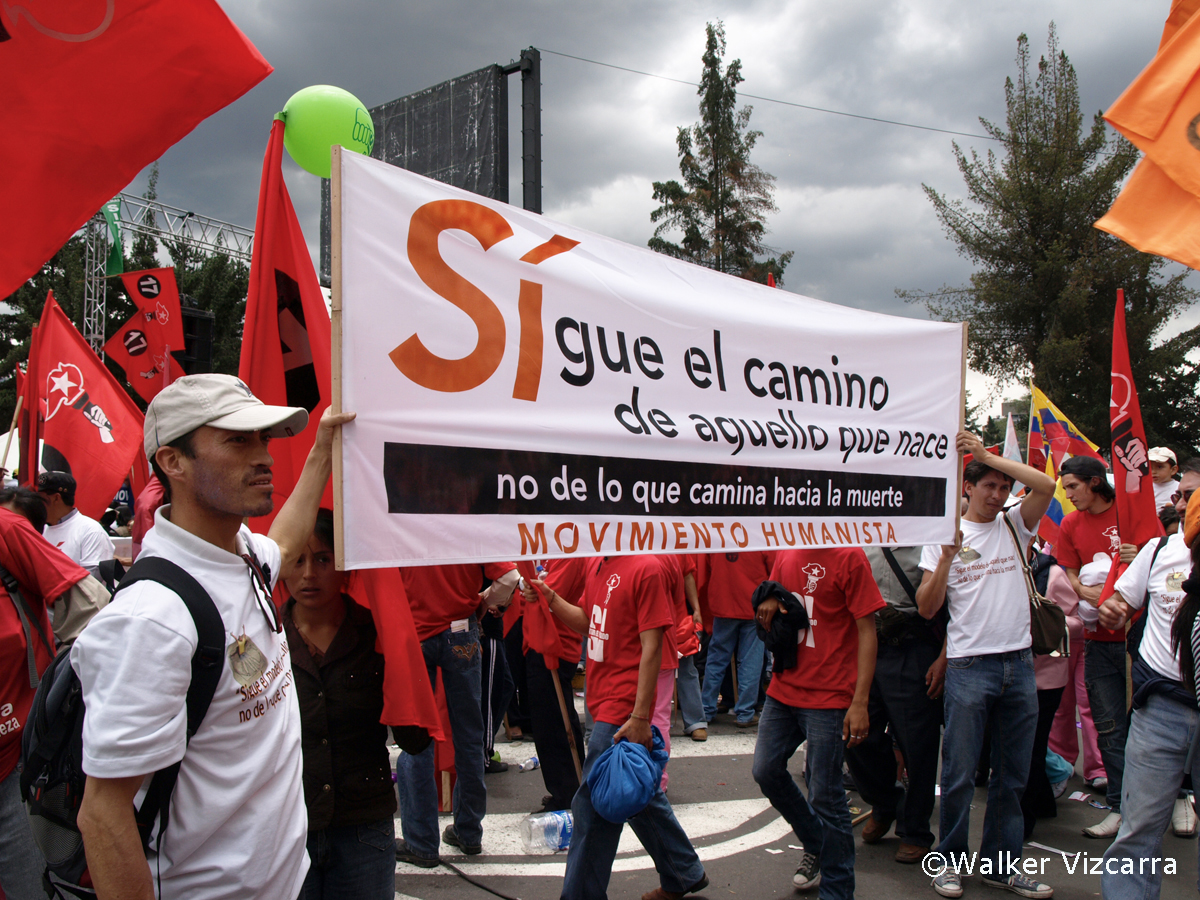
82, 194, 254, 355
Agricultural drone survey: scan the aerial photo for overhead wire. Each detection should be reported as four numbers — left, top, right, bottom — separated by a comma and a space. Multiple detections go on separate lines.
537, 46, 1128, 159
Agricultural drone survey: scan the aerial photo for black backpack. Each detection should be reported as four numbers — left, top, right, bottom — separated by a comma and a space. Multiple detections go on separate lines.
20, 557, 225, 899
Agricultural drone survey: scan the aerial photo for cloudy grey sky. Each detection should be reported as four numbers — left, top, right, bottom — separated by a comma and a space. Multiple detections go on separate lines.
127, 0, 1189, 410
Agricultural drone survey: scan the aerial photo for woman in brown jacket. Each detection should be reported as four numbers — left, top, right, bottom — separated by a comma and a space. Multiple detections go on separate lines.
284, 509, 396, 900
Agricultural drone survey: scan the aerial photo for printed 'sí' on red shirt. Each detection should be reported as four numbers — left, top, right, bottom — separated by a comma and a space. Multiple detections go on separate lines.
767, 548, 884, 710
583, 556, 675, 725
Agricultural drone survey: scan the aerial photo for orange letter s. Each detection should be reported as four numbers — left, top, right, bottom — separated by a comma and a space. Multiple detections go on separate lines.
390, 200, 513, 392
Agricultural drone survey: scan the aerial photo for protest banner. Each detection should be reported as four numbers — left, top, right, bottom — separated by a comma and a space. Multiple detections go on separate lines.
331, 148, 966, 567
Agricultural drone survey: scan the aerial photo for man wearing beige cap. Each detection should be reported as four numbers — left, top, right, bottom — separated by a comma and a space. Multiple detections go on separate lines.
71, 374, 354, 900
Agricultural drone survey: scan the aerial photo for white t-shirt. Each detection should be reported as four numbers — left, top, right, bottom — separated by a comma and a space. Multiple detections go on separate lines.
71, 507, 307, 900
920, 504, 1035, 658
1116, 531, 1191, 682
44, 509, 114, 576
1154, 480, 1177, 511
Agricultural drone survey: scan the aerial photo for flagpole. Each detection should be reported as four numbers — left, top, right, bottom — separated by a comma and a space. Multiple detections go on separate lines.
330, 142, 346, 571
551, 662, 583, 781
3, 395, 23, 474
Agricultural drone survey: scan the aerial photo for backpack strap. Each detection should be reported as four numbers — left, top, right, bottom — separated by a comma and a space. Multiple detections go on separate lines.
114, 557, 225, 851
0, 559, 54, 689
881, 548, 918, 603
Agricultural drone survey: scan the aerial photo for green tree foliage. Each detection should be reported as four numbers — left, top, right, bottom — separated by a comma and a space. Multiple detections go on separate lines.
901, 26, 1200, 457
650, 22, 793, 283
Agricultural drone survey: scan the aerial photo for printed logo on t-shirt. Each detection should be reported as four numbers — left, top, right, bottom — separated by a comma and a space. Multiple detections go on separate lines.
1103, 526, 1120, 553
790, 590, 818, 648
587, 574, 620, 663
228, 633, 268, 687
801, 563, 826, 594
1167, 571, 1186, 592
959, 546, 981, 562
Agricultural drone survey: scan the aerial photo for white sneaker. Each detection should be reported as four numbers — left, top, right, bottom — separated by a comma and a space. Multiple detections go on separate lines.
1173, 795, 1197, 837
1050, 779, 1068, 799
1082, 811, 1122, 839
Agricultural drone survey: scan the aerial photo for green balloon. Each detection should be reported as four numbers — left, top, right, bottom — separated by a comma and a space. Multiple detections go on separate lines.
281, 85, 374, 179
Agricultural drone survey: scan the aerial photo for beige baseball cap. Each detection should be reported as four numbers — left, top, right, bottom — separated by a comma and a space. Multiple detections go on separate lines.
145, 374, 309, 459
1148, 447, 1177, 465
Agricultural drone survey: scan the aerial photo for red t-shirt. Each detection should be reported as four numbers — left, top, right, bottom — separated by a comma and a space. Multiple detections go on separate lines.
584, 556, 676, 725
523, 556, 590, 664
675, 554, 701, 656
0, 509, 89, 779
654, 555, 692, 665
703, 551, 775, 620
767, 548, 885, 710
401, 562, 516, 641
1055, 505, 1123, 642
131, 474, 165, 560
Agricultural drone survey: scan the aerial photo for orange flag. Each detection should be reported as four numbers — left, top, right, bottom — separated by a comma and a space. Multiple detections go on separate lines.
1095, 1, 1200, 265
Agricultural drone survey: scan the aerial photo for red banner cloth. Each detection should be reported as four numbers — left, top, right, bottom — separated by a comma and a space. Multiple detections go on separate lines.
0, 0, 271, 298
347, 568, 443, 742
105, 269, 187, 402
1099, 289, 1165, 604
33, 294, 144, 518
240, 119, 333, 531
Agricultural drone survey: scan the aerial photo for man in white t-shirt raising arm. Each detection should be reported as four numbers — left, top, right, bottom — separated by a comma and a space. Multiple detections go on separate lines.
71, 375, 354, 900
916, 432, 1056, 900
1093, 465, 1199, 900
37, 471, 115, 578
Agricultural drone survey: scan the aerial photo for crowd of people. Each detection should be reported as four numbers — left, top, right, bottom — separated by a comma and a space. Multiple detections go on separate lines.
0, 377, 1198, 900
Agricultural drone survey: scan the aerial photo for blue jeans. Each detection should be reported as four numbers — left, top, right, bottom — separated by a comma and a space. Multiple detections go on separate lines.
938, 649, 1037, 874
677, 654, 706, 734
1084, 639, 1128, 812
702, 618, 765, 724
1101, 694, 1199, 900
0, 766, 46, 900
301, 818, 395, 900
561, 721, 704, 900
396, 619, 486, 858
752, 698, 854, 900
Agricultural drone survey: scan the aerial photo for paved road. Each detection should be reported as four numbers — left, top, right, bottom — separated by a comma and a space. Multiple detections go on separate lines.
390, 710, 1199, 900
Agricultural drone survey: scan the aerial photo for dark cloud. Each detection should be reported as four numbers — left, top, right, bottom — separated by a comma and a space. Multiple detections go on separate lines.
132, 0, 1183, 389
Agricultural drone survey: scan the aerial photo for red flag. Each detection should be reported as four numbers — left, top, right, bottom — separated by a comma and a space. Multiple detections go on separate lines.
240, 119, 333, 530
347, 568, 443, 741
516, 560, 565, 669
767, 273, 777, 288
105, 268, 187, 402
0, 0, 272, 299
33, 293, 145, 518
1098, 289, 1165, 603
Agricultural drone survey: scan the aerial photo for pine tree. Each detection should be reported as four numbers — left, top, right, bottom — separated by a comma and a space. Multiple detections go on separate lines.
902, 26, 1200, 456
649, 22, 792, 283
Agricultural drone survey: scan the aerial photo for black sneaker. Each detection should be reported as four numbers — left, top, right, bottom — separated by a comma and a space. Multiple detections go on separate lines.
395, 839, 440, 868
442, 824, 483, 855
485, 757, 509, 773
793, 850, 821, 890
533, 795, 573, 814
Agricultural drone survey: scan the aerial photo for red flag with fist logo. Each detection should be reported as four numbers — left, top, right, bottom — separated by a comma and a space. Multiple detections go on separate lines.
104, 268, 187, 402
34, 293, 145, 518
239, 119, 333, 531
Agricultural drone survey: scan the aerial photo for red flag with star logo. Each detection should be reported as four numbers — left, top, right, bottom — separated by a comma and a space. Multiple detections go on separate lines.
0, 0, 272, 299
239, 119, 332, 530
33, 293, 145, 518
105, 268, 187, 402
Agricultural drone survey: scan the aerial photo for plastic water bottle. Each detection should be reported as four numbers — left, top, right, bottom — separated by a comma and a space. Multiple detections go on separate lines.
519, 755, 540, 772
520, 810, 572, 853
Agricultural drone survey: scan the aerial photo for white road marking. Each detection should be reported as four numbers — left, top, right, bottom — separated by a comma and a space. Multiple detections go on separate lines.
395, 799, 792, 877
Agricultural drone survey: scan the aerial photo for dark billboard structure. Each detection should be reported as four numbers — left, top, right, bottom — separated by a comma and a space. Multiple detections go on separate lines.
320, 49, 541, 286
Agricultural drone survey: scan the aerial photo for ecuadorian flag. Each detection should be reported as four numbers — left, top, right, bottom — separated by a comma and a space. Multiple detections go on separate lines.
1028, 384, 1102, 544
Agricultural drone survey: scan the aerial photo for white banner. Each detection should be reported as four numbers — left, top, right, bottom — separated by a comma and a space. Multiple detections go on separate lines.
334, 151, 965, 568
